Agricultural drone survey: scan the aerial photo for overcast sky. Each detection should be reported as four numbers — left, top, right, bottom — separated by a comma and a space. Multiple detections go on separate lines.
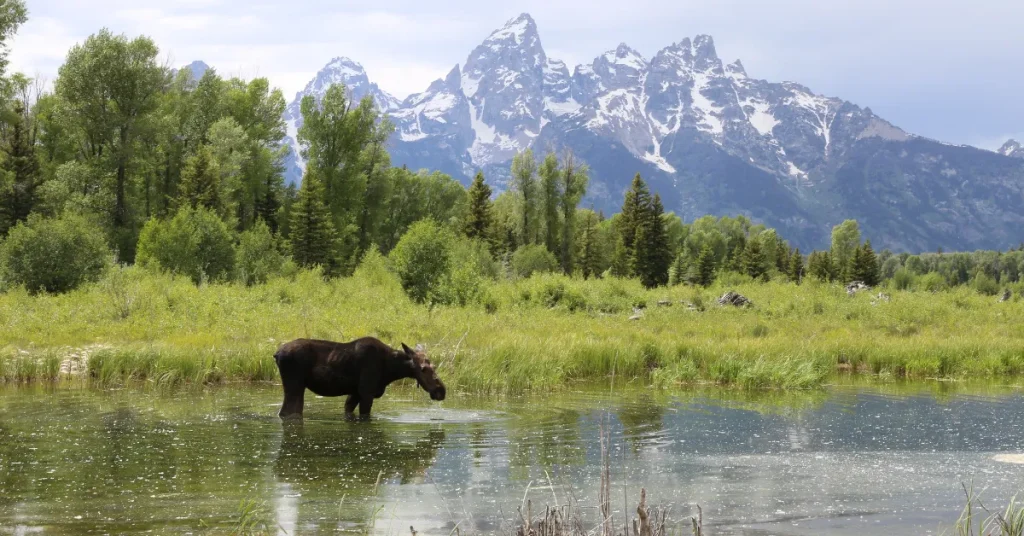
9, 0, 1023, 149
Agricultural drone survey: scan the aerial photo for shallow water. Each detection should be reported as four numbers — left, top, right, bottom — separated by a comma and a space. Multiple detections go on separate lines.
1, 383, 1024, 535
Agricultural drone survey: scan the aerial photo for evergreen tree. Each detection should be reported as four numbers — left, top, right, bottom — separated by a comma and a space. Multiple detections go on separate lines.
851, 240, 881, 285
0, 101, 41, 236
830, 219, 861, 282
742, 238, 768, 280
610, 234, 630, 277
789, 248, 804, 284
177, 145, 221, 213
669, 253, 687, 286
289, 171, 337, 270
464, 171, 493, 242
254, 172, 281, 233
695, 243, 717, 287
808, 250, 833, 282
578, 209, 601, 279
632, 193, 671, 288
618, 173, 650, 276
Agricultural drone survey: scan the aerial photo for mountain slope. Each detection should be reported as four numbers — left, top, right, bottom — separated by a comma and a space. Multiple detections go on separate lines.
1001, 139, 1024, 159
280, 14, 1024, 252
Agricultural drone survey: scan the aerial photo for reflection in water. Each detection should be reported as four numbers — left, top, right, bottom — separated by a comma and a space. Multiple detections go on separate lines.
0, 384, 1023, 535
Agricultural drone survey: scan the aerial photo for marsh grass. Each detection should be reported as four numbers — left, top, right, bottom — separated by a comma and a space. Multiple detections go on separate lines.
953, 484, 1024, 536
1, 265, 1022, 390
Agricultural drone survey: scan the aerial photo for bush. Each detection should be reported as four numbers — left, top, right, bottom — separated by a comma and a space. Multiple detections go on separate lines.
136, 207, 236, 284
511, 244, 558, 278
0, 214, 110, 294
971, 272, 1000, 296
389, 219, 454, 303
236, 220, 286, 286
917, 272, 947, 292
892, 267, 915, 291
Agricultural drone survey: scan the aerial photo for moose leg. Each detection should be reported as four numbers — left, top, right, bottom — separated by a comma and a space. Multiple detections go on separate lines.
357, 397, 374, 417
278, 376, 306, 419
344, 395, 360, 414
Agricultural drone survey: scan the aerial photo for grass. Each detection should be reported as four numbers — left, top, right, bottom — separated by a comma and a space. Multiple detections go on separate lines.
953, 484, 1024, 536
1, 263, 1023, 391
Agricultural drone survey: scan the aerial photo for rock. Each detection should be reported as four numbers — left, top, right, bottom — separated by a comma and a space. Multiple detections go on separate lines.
717, 291, 752, 307
846, 281, 871, 296
999, 289, 1012, 302
629, 307, 645, 320
657, 299, 672, 307
876, 292, 891, 302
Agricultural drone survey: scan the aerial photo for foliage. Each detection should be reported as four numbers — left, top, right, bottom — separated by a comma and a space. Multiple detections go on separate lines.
0, 213, 109, 293
388, 219, 454, 303
136, 206, 235, 284
236, 220, 286, 286
510, 149, 538, 245
288, 171, 336, 272
511, 244, 559, 279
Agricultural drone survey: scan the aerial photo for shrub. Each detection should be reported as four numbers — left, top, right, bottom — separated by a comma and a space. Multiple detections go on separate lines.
136, 206, 236, 284
0, 213, 110, 293
236, 220, 286, 286
892, 267, 915, 291
389, 219, 454, 303
971, 272, 1000, 296
917, 272, 947, 292
511, 244, 558, 278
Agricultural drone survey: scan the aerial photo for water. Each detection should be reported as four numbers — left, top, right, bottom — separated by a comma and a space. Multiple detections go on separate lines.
2, 383, 1024, 535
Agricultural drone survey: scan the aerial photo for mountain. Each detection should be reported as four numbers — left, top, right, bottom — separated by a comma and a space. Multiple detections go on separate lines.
281, 57, 402, 184
280, 14, 1024, 252
184, 60, 209, 80
1000, 139, 1024, 159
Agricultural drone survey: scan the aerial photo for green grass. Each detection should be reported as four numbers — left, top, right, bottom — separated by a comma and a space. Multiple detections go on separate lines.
1, 264, 1023, 391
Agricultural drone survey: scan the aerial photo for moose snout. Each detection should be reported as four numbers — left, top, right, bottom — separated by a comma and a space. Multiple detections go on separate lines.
431, 385, 446, 401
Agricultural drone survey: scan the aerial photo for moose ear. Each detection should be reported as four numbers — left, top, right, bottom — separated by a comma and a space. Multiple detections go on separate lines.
414, 343, 425, 353
401, 343, 414, 355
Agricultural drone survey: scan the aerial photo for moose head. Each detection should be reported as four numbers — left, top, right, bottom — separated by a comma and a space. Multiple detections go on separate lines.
402, 343, 446, 401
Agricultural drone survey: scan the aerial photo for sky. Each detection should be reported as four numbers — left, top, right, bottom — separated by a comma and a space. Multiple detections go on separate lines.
9, 0, 1023, 150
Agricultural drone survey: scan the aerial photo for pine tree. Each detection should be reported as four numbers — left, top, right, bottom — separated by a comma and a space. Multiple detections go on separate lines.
742, 238, 768, 281
610, 234, 630, 277
695, 243, 717, 287
464, 171, 494, 242
618, 173, 650, 277
255, 172, 281, 233
177, 145, 221, 214
0, 101, 41, 236
788, 248, 803, 284
289, 171, 337, 270
851, 240, 881, 286
808, 250, 833, 282
632, 193, 671, 288
669, 253, 687, 286
578, 210, 600, 279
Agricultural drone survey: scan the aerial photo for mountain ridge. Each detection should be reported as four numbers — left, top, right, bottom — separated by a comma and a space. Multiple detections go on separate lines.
276, 13, 1024, 252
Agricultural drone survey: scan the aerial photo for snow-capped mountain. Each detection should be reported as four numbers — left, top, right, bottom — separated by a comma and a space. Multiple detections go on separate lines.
1000, 139, 1024, 159
281, 14, 1024, 252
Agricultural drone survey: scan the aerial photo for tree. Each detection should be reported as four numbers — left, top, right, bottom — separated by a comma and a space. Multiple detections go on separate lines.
618, 173, 651, 277
389, 219, 454, 303
851, 240, 880, 286
236, 219, 286, 286
288, 171, 337, 271
632, 193, 671, 288
742, 238, 768, 280
510, 149, 537, 245
577, 209, 601, 279
808, 250, 833, 282
694, 243, 717, 287
830, 219, 861, 282
176, 145, 221, 213
464, 171, 493, 242
788, 248, 804, 284
0, 99, 41, 236
136, 206, 236, 284
538, 152, 561, 255
54, 29, 167, 258
0, 0, 27, 76
558, 150, 588, 274
511, 244, 559, 279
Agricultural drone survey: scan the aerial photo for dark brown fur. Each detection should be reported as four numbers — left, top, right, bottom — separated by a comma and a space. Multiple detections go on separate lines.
273, 337, 446, 418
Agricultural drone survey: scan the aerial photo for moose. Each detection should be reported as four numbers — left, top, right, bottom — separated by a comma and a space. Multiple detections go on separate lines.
273, 337, 446, 418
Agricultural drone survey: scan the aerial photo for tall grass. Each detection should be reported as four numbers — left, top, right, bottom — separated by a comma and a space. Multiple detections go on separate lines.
1, 264, 1022, 390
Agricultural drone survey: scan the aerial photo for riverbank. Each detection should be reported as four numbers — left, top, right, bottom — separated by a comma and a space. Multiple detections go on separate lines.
2, 265, 1022, 390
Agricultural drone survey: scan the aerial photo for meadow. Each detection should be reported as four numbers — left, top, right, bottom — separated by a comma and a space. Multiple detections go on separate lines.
1, 258, 1023, 392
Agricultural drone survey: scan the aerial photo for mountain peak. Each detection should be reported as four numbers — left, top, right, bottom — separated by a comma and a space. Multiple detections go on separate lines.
999, 139, 1024, 158
603, 43, 647, 71
486, 13, 537, 45
183, 60, 209, 80
693, 34, 721, 71
726, 59, 747, 78
322, 57, 366, 77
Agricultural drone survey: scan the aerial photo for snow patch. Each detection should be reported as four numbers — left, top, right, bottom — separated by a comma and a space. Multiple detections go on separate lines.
747, 101, 779, 136
691, 72, 723, 135
789, 91, 837, 156
285, 117, 305, 173
487, 15, 531, 45
787, 162, 808, 178
461, 72, 481, 98
643, 134, 676, 173
544, 96, 582, 116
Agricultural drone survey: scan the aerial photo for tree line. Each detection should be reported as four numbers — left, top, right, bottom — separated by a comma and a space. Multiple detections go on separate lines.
0, 14, 1021, 299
